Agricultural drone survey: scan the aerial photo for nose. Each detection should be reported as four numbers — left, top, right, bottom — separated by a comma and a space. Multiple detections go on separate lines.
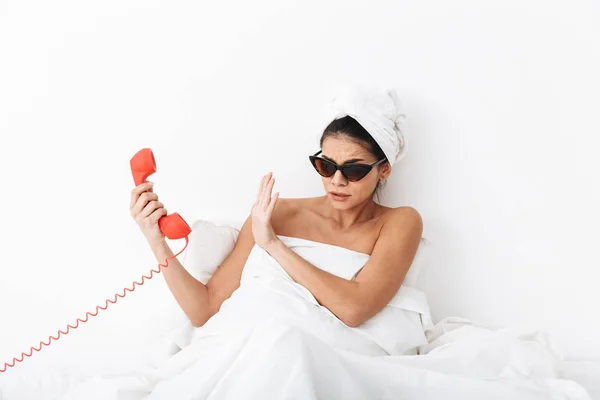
330, 169, 347, 186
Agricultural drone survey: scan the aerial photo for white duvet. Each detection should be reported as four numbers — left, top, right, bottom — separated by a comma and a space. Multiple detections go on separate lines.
0, 236, 593, 399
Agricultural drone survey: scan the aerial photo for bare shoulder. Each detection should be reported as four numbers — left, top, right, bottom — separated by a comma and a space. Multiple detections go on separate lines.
270, 196, 320, 232
271, 196, 314, 218
379, 205, 423, 238
383, 205, 422, 222
271, 196, 298, 217
269, 196, 299, 226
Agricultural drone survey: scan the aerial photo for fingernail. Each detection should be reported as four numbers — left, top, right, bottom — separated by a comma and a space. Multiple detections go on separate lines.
148, 181, 154, 185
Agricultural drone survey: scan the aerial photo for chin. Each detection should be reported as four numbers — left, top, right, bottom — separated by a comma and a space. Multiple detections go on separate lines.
327, 197, 353, 208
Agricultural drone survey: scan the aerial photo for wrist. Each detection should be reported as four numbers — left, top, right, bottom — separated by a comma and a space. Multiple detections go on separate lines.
263, 237, 284, 256
148, 236, 167, 250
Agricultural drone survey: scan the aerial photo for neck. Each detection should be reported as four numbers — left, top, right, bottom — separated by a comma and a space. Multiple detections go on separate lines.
320, 195, 380, 231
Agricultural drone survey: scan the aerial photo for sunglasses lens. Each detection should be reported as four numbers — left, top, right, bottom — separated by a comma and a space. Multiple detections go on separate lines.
343, 165, 371, 181
312, 158, 336, 177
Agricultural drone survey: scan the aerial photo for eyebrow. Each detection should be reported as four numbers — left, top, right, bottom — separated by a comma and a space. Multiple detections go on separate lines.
321, 154, 364, 164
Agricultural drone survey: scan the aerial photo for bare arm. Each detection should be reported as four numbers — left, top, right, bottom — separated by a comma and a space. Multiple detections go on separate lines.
149, 215, 255, 327
131, 181, 256, 327
204, 215, 256, 319
148, 240, 210, 327
263, 207, 423, 327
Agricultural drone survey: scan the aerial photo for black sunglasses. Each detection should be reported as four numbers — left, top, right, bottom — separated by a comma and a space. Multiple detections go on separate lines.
308, 150, 387, 182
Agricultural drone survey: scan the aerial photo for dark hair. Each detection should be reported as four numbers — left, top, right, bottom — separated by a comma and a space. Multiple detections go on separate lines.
319, 115, 388, 202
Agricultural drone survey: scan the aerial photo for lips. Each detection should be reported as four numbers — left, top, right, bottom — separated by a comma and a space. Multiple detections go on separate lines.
330, 192, 350, 197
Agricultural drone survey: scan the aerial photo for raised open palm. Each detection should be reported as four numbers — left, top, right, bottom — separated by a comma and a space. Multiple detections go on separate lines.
251, 172, 279, 248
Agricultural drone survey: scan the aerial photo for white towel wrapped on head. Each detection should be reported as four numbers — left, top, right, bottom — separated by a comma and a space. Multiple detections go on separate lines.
323, 85, 407, 166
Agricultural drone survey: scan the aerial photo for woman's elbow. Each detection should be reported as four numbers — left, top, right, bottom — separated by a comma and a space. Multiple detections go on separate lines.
190, 309, 212, 328
191, 318, 205, 328
339, 306, 368, 328
191, 294, 222, 327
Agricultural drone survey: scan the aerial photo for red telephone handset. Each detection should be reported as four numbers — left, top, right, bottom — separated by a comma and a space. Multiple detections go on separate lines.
130, 148, 191, 239
1, 148, 191, 373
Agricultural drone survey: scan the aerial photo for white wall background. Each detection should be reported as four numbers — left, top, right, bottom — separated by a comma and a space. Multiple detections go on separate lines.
1, 0, 599, 377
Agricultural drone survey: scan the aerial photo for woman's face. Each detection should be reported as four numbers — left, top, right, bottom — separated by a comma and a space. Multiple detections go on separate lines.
318, 136, 390, 209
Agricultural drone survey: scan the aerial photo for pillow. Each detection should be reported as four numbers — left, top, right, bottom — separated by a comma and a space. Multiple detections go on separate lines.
181, 219, 240, 284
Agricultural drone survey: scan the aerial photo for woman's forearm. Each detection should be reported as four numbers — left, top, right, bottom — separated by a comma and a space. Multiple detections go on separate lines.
149, 239, 211, 327
264, 238, 362, 326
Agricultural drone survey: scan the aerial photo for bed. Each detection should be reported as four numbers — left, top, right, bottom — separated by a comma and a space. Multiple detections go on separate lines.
0, 218, 597, 399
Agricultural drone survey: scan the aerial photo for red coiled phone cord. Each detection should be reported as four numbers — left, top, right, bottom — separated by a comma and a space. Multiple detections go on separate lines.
0, 237, 189, 373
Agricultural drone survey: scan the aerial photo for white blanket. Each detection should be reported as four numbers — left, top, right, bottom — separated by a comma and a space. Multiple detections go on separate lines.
0, 236, 593, 399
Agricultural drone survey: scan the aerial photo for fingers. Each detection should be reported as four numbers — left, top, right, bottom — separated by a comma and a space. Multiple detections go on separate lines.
130, 182, 154, 210
149, 207, 168, 223
256, 172, 273, 205
266, 191, 279, 214
261, 176, 275, 210
140, 200, 165, 219
131, 191, 159, 217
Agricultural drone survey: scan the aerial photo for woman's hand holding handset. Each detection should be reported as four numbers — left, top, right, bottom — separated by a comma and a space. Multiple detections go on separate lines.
130, 181, 168, 247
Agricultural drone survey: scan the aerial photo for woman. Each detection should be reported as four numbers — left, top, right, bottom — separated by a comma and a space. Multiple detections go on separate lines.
41, 88, 581, 400
130, 116, 423, 332
122, 89, 438, 398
